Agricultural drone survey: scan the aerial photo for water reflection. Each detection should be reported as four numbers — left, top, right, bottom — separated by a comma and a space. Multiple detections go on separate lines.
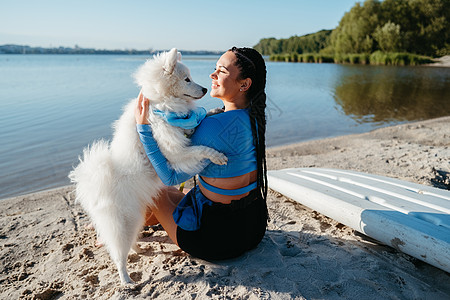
333, 65, 450, 124
1, 56, 449, 199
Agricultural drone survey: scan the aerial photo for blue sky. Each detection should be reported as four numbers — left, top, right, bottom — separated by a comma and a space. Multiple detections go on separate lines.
1, 0, 359, 51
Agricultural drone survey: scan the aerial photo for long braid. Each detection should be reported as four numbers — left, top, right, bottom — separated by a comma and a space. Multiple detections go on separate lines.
250, 91, 268, 199
229, 47, 268, 217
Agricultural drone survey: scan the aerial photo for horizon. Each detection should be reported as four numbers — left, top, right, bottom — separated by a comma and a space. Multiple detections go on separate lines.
0, 44, 222, 53
1, 0, 359, 51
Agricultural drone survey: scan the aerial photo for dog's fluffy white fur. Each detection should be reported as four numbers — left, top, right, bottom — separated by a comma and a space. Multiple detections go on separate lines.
69, 48, 226, 284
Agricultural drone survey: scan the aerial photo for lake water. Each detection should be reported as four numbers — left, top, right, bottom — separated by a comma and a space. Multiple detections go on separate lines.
1, 54, 449, 199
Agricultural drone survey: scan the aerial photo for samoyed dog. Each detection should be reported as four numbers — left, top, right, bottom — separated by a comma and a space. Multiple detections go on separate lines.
69, 48, 227, 284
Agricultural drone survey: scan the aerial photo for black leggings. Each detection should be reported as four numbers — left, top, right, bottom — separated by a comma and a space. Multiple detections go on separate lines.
176, 189, 268, 261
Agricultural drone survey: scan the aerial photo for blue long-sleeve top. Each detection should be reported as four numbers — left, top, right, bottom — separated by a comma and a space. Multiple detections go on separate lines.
136, 109, 257, 195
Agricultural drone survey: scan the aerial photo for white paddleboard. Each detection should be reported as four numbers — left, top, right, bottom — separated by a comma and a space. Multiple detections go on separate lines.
267, 168, 450, 273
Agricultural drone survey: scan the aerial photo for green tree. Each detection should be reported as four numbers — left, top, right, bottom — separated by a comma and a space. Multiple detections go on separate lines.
329, 0, 381, 53
254, 0, 449, 57
253, 30, 332, 55
408, 0, 450, 56
328, 0, 449, 56
373, 21, 402, 52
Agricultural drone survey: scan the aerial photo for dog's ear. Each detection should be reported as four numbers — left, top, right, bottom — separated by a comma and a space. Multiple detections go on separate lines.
177, 51, 182, 62
164, 48, 178, 75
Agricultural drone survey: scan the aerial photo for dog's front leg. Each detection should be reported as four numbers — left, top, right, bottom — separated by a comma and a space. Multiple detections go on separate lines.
185, 145, 228, 165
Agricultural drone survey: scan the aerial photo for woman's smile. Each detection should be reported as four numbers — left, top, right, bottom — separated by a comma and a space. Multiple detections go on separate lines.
208, 51, 249, 110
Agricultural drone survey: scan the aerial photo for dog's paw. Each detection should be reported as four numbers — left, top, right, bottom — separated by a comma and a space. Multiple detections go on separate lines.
210, 153, 228, 165
206, 107, 224, 117
120, 274, 135, 285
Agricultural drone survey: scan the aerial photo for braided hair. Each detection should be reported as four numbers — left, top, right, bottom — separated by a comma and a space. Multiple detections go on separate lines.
229, 47, 268, 211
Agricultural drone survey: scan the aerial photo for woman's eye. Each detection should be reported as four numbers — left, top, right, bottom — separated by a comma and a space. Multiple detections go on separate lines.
213, 67, 224, 74
185, 77, 191, 82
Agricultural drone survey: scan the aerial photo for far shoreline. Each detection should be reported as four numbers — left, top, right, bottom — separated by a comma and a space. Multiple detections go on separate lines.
268, 53, 450, 67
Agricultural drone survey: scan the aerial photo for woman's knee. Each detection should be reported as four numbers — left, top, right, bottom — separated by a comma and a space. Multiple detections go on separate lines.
157, 186, 184, 207
144, 207, 159, 226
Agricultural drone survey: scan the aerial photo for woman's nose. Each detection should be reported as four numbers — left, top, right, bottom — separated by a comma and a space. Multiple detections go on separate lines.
210, 71, 217, 79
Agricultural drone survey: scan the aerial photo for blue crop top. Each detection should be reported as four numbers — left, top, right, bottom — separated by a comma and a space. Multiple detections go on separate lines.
137, 109, 257, 196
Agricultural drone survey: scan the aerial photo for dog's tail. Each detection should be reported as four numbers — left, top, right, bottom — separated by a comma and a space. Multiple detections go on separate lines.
69, 140, 114, 211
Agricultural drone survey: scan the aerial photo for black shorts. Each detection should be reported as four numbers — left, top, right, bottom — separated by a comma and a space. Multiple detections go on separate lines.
176, 189, 268, 261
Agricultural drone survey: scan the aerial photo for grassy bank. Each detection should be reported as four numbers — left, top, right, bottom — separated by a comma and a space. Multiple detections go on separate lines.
269, 51, 434, 66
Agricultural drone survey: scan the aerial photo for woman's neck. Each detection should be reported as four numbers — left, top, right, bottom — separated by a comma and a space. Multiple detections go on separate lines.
222, 96, 248, 112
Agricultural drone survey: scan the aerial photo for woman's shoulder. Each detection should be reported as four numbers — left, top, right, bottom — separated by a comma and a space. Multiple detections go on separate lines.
200, 109, 251, 137
205, 108, 250, 125
192, 109, 252, 150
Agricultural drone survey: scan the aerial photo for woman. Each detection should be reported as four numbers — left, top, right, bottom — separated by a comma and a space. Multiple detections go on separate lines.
135, 47, 268, 260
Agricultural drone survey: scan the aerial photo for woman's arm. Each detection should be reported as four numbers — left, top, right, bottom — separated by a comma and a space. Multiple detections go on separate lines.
136, 124, 194, 185
135, 93, 196, 186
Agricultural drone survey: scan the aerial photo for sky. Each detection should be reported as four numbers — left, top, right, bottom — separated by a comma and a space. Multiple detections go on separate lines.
1, 0, 360, 51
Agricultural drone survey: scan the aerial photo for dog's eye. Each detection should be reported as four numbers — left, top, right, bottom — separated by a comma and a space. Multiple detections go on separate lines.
185, 77, 191, 83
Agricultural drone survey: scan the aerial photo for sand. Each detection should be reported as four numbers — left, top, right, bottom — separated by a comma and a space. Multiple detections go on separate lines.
426, 55, 450, 67
1, 117, 449, 299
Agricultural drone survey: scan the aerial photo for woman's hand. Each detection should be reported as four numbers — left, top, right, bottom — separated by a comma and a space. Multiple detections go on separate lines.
135, 91, 150, 125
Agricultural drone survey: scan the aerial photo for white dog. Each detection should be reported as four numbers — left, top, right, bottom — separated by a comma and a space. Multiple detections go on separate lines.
69, 48, 227, 284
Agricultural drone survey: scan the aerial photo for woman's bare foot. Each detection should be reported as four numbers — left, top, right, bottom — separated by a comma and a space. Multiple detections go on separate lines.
94, 238, 104, 248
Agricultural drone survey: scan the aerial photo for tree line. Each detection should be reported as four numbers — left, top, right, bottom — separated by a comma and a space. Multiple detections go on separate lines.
254, 0, 449, 61
253, 30, 332, 57
0, 44, 222, 56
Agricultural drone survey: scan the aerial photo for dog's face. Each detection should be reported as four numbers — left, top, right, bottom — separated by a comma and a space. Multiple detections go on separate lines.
134, 48, 207, 103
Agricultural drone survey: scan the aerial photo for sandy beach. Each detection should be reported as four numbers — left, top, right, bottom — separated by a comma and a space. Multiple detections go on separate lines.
1, 116, 449, 299
426, 55, 450, 67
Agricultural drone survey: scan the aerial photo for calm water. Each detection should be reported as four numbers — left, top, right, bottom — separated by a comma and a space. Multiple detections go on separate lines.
1, 54, 449, 199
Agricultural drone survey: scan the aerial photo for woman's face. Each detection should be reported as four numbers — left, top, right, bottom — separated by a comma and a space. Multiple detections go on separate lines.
209, 51, 243, 101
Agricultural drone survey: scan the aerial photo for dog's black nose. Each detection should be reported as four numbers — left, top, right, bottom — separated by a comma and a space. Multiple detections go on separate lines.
202, 88, 207, 94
